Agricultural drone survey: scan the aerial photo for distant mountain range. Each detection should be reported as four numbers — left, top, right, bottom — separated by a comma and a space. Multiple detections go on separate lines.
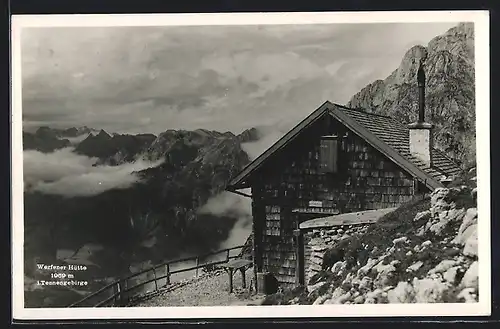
348, 23, 475, 166
23, 126, 97, 152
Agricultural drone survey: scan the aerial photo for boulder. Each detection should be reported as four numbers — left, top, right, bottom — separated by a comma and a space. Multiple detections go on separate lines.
406, 261, 424, 273
430, 187, 468, 217
412, 278, 451, 303
392, 236, 409, 245
443, 266, 461, 284
429, 208, 466, 236
374, 262, 397, 287
364, 297, 376, 304
421, 240, 432, 248
353, 295, 365, 304
359, 276, 374, 292
429, 259, 459, 274
331, 261, 347, 276
313, 294, 331, 305
463, 228, 478, 257
453, 208, 478, 244
414, 210, 431, 222
430, 188, 454, 217
364, 288, 386, 303
357, 258, 380, 276
471, 188, 477, 200
460, 261, 478, 289
415, 226, 426, 237
324, 287, 347, 304
343, 272, 355, 284
457, 287, 478, 303
335, 291, 352, 304
387, 281, 415, 303
454, 224, 477, 246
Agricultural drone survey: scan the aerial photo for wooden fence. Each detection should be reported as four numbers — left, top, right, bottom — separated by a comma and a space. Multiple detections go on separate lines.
67, 245, 246, 308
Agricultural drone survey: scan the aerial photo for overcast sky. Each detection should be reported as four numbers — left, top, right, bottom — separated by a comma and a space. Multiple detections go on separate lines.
21, 22, 458, 135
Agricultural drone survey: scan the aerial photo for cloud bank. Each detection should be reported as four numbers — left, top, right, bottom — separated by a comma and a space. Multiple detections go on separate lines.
23, 148, 163, 197
198, 189, 253, 249
240, 123, 294, 161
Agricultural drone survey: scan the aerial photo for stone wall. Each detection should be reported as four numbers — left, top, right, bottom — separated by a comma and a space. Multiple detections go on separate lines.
303, 223, 372, 284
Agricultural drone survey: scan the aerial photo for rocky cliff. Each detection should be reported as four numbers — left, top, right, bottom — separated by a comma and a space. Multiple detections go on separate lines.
347, 23, 475, 167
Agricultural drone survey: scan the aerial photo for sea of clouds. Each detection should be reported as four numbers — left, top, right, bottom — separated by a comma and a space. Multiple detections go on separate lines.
23, 147, 163, 197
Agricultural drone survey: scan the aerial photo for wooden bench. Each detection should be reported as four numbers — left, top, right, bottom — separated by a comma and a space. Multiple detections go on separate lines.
221, 259, 253, 293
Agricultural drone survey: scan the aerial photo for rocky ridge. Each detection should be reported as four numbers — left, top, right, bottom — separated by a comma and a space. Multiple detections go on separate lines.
23, 126, 98, 152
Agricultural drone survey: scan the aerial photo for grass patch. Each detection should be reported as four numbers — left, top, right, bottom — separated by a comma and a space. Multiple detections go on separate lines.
333, 196, 431, 267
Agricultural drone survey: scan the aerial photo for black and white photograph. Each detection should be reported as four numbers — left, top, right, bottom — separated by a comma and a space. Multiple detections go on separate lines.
11, 11, 490, 320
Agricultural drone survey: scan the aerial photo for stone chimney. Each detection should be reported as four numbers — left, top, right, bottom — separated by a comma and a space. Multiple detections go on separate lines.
408, 57, 433, 167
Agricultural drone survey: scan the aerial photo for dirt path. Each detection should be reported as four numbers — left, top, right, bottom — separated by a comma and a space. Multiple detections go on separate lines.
134, 268, 266, 307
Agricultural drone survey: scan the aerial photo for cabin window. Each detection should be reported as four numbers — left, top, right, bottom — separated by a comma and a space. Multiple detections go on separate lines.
319, 135, 339, 174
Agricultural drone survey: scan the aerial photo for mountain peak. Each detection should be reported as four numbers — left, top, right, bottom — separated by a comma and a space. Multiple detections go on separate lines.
35, 126, 54, 136
97, 129, 111, 139
427, 22, 475, 64
237, 127, 261, 143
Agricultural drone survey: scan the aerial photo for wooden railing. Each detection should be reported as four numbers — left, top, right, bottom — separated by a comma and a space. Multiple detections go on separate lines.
67, 245, 246, 308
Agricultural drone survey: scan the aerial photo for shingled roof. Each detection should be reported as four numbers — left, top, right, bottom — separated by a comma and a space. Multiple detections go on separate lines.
227, 101, 462, 191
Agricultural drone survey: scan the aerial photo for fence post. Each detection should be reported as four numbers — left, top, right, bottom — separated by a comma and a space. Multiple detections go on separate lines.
113, 281, 119, 306
116, 281, 122, 307
293, 229, 305, 286
195, 257, 200, 278
165, 264, 171, 286
226, 249, 230, 262
152, 268, 159, 291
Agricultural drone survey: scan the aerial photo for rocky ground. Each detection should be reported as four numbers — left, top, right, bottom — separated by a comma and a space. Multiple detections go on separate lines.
133, 267, 265, 307
262, 168, 478, 305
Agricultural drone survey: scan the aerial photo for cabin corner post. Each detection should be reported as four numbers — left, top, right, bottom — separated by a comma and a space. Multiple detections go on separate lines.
293, 228, 305, 286
251, 184, 264, 293
251, 198, 259, 293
